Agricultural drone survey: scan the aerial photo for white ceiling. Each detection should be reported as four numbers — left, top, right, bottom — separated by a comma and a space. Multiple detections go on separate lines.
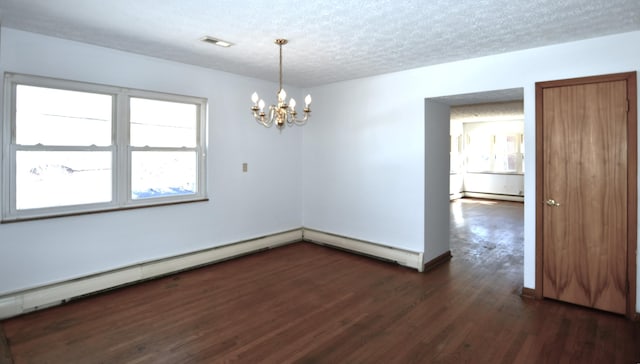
1, 0, 639, 88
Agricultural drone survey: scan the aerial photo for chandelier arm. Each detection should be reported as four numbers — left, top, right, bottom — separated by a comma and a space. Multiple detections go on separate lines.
285, 108, 294, 125
252, 105, 278, 128
254, 114, 268, 127
252, 109, 266, 126
291, 112, 310, 125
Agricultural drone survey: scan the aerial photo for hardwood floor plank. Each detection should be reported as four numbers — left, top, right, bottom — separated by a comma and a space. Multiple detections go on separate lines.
0, 323, 12, 364
1, 199, 639, 363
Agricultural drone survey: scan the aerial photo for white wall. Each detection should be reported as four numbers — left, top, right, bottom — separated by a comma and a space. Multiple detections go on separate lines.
302, 30, 640, 311
450, 119, 464, 197
0, 28, 304, 295
301, 75, 426, 251
424, 100, 451, 261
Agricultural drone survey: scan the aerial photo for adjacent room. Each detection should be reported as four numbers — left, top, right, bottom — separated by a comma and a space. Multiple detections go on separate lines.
0, 1, 639, 362
449, 98, 525, 202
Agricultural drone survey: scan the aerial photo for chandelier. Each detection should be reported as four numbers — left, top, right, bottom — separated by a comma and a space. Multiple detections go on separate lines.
250, 39, 312, 129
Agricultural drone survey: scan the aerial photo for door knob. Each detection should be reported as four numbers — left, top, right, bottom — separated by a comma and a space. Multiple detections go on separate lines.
545, 199, 560, 207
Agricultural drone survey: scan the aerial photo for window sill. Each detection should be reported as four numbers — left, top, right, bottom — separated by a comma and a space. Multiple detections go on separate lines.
1, 197, 210, 224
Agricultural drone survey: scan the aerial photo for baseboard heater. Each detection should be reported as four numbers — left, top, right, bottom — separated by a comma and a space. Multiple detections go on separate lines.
0, 228, 426, 320
455, 192, 524, 202
0, 229, 302, 320
302, 229, 424, 272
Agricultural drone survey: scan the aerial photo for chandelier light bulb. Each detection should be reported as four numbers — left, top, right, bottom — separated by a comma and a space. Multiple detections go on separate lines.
251, 92, 259, 104
305, 94, 312, 106
289, 98, 296, 109
258, 99, 265, 111
278, 88, 287, 102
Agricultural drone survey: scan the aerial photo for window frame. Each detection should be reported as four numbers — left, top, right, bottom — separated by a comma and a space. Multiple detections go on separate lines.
2, 73, 208, 222
464, 130, 524, 175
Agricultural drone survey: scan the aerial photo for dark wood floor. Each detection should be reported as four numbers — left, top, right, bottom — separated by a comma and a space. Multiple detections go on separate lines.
1, 199, 639, 363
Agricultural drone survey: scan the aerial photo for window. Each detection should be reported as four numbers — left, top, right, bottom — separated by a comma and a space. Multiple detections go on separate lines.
465, 131, 524, 174
465, 133, 494, 172
492, 134, 521, 173
2, 73, 207, 221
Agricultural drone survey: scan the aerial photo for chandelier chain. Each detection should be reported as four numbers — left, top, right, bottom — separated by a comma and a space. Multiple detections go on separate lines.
279, 43, 283, 92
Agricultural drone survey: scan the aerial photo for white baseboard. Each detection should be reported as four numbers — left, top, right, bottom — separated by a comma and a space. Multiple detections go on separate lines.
462, 192, 524, 202
0, 228, 426, 320
0, 229, 302, 320
302, 228, 424, 272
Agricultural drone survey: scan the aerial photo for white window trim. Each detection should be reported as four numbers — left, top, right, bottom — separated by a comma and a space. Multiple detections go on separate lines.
2, 73, 208, 222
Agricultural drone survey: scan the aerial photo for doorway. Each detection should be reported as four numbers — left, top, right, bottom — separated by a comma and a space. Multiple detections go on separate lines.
535, 72, 637, 317
450, 101, 525, 202
425, 88, 524, 278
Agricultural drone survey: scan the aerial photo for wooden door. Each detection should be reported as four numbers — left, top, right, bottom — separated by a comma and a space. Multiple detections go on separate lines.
536, 72, 637, 316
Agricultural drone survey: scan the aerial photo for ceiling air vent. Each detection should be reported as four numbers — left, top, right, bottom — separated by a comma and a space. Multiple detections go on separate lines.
200, 36, 234, 48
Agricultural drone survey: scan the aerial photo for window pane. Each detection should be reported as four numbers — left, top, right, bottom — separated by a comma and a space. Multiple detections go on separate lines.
130, 98, 197, 148
507, 154, 520, 171
16, 85, 112, 146
507, 135, 518, 153
131, 151, 197, 199
494, 154, 517, 172
450, 134, 463, 173
494, 134, 520, 172
16, 151, 112, 210
466, 134, 493, 172
495, 134, 518, 154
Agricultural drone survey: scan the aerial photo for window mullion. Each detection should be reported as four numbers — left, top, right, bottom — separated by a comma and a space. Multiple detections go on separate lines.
3, 79, 16, 218
115, 93, 129, 207
198, 104, 206, 196
491, 134, 496, 172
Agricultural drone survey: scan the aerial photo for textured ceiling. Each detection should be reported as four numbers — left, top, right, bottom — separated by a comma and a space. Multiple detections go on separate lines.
431, 88, 524, 106
451, 101, 524, 122
0, 0, 639, 87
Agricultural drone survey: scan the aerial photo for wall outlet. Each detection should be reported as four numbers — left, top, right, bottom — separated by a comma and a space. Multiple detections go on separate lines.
242, 163, 248, 172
